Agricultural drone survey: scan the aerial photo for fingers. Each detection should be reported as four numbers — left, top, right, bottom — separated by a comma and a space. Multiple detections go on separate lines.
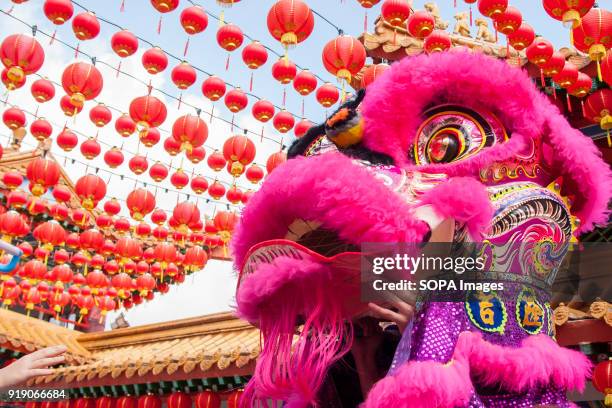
28, 368, 54, 377
392, 301, 415, 318
27, 345, 67, 361
367, 302, 404, 323
30, 355, 65, 369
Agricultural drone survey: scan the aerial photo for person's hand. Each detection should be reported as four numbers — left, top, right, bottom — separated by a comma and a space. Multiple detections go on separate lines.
367, 301, 414, 334
0, 345, 67, 392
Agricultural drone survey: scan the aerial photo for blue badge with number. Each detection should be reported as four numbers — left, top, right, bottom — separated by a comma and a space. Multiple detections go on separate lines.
516, 287, 544, 335
465, 290, 507, 334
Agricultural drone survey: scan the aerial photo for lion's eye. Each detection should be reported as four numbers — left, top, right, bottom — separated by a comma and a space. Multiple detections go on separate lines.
414, 105, 507, 165
426, 128, 463, 163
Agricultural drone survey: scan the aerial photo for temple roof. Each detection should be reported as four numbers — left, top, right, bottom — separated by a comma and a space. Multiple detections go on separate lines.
21, 311, 259, 388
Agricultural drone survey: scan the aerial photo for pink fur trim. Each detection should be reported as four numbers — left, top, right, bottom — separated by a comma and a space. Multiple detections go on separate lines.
361, 355, 472, 408
361, 51, 611, 232
239, 256, 353, 408
363, 331, 591, 407
419, 177, 494, 238
232, 153, 430, 269
460, 331, 592, 393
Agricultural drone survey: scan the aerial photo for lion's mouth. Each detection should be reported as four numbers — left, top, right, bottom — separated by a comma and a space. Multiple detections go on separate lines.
287, 219, 360, 257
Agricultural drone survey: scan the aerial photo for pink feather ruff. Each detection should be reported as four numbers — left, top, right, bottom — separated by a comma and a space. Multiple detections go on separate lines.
363, 331, 591, 407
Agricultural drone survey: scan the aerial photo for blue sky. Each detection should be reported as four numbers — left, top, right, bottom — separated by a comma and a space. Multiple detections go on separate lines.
0, 0, 574, 326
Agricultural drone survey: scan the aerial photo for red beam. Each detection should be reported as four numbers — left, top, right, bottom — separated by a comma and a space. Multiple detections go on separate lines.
556, 319, 612, 346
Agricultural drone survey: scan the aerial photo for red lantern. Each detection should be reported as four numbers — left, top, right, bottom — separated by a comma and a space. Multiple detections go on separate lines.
104, 198, 121, 216
2, 171, 23, 190
187, 146, 206, 163
266, 151, 287, 173
202, 76, 226, 101
126, 188, 156, 221
180, 5, 208, 56
592, 359, 612, 406
96, 213, 113, 230
72, 12, 100, 41
543, 0, 594, 29
584, 89, 612, 146
43, 0, 74, 25
139, 127, 161, 147
541, 52, 565, 77
75, 174, 107, 209
316, 82, 340, 108
245, 164, 264, 184
56, 128, 78, 151
361, 64, 390, 88
184, 246, 208, 271
135, 273, 155, 296
149, 162, 168, 182
52, 184, 71, 202
273, 110, 295, 133
115, 113, 136, 137
172, 114, 208, 152
170, 169, 189, 190
602, 49, 612, 85
242, 41, 268, 69
293, 69, 317, 96
267, 0, 314, 50
114, 217, 131, 235
207, 151, 226, 171
80, 228, 104, 253
223, 134, 256, 175
226, 185, 243, 204
71, 208, 90, 227
507, 23, 535, 51
251, 99, 275, 123
322, 35, 366, 85
142, 47, 168, 74
171, 62, 197, 90
29, 118, 53, 142
224, 88, 248, 113
271, 59, 297, 85
181, 6, 208, 35
241, 190, 253, 204
173, 202, 200, 231
129, 95, 167, 131
526, 38, 554, 67
493, 6, 522, 35
30, 78, 55, 102
61, 62, 103, 108
80, 138, 101, 160
572, 8, 612, 80
111, 30, 138, 61
104, 147, 124, 169
115, 396, 136, 408
89, 104, 112, 127
191, 175, 209, 194
33, 220, 66, 251
26, 158, 60, 196
407, 10, 435, 38
217, 23, 244, 52
553, 62, 579, 88
59, 95, 82, 117
226, 390, 243, 408
381, 0, 411, 27
151, 209, 167, 225
1, 68, 25, 90
164, 137, 181, 156
0, 34, 45, 84
477, 0, 508, 19
208, 180, 226, 200
294, 119, 313, 138
129, 155, 149, 175
3, 107, 25, 130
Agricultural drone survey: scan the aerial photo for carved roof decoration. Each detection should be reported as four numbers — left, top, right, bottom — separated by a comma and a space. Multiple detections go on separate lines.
24, 311, 259, 388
